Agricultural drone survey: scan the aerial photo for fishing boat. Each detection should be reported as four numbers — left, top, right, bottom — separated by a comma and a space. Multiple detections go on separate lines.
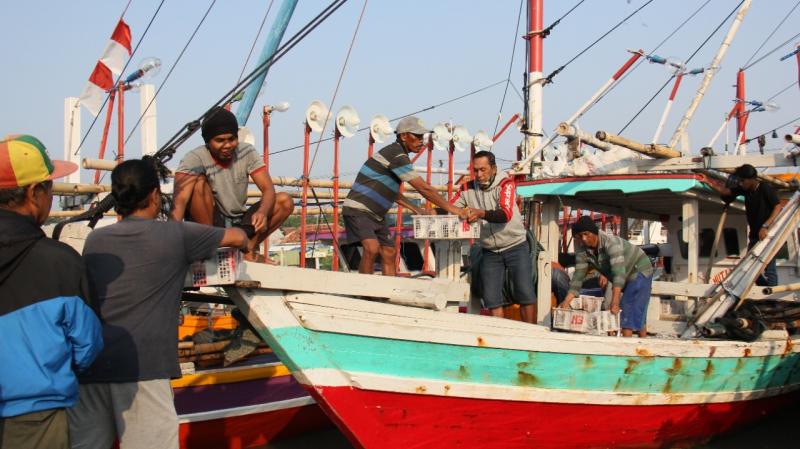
42, 0, 800, 447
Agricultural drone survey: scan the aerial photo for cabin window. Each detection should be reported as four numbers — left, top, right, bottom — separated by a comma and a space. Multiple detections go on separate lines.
698, 228, 715, 257
678, 228, 715, 259
722, 228, 740, 256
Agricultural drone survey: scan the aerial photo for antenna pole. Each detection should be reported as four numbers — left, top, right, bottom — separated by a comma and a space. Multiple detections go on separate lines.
300, 122, 311, 268
332, 127, 341, 271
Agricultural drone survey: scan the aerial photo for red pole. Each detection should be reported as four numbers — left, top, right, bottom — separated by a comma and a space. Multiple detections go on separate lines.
422, 136, 433, 274
300, 123, 311, 268
117, 82, 124, 163
368, 134, 375, 158
529, 0, 543, 74
332, 128, 341, 271
394, 182, 404, 273
94, 90, 116, 184
447, 141, 454, 201
492, 113, 520, 143
736, 69, 746, 144
262, 107, 271, 256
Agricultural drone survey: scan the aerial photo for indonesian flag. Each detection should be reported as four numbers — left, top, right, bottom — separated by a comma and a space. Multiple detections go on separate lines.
79, 19, 132, 116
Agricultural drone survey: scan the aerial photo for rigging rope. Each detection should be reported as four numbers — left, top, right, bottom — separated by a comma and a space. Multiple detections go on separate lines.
617, 0, 742, 134
541, 0, 655, 85
74, 0, 166, 156
301, 0, 369, 263
236, 0, 277, 84
592, 0, 712, 109
125, 0, 218, 145
741, 0, 800, 69
491, 0, 525, 138
745, 113, 800, 144
538, 0, 588, 38
269, 79, 506, 157
741, 30, 800, 71
766, 80, 798, 102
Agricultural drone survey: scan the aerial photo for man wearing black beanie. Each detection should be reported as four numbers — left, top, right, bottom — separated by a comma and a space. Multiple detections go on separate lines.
171, 107, 293, 261
700, 164, 782, 286
559, 216, 654, 338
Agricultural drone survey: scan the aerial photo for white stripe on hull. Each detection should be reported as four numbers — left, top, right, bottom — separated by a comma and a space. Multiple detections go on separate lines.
296, 368, 800, 407
178, 397, 316, 423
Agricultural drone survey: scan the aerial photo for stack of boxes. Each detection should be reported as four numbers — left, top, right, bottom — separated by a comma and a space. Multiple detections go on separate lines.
552, 295, 620, 334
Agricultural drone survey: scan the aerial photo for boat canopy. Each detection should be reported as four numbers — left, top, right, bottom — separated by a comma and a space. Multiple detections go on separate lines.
516, 174, 742, 219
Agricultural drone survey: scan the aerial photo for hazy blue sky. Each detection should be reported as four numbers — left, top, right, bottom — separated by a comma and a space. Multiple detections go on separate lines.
1, 0, 798, 182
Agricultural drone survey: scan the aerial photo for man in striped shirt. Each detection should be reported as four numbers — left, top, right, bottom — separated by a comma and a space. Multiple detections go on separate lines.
343, 116, 466, 275
558, 216, 654, 337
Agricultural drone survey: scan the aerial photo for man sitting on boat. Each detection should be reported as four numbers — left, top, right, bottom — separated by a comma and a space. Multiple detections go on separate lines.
171, 107, 293, 262
559, 216, 653, 337
701, 164, 783, 286
69, 158, 248, 449
452, 150, 536, 323
343, 115, 467, 275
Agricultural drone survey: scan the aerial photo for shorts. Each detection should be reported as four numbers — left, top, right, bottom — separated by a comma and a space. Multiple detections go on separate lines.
620, 272, 653, 331
343, 212, 393, 247
187, 202, 261, 239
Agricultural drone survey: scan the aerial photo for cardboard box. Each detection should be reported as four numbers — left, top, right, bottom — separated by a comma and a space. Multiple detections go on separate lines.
185, 247, 242, 287
589, 311, 620, 333
412, 215, 480, 240
580, 295, 604, 313
552, 308, 590, 333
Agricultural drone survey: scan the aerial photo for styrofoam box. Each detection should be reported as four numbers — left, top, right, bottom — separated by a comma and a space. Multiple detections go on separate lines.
185, 247, 242, 287
580, 295, 604, 313
569, 295, 584, 310
589, 311, 620, 333
412, 215, 480, 240
553, 308, 590, 333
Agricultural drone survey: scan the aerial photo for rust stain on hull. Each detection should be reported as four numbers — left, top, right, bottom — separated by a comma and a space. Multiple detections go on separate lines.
624, 359, 639, 374
517, 371, 539, 387
703, 360, 714, 379
583, 356, 594, 369
665, 358, 683, 376
476, 336, 487, 347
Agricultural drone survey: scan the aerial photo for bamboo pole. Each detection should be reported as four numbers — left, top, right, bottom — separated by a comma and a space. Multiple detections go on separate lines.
785, 134, 800, 145
763, 282, 800, 295
595, 131, 681, 158
668, 0, 752, 150
49, 207, 405, 219
556, 123, 613, 152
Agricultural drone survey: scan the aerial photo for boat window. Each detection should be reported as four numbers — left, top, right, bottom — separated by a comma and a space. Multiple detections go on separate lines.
699, 228, 714, 257
776, 242, 790, 261
679, 228, 721, 258
723, 228, 740, 256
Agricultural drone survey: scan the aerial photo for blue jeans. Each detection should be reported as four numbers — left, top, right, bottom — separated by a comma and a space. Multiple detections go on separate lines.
620, 272, 652, 331
748, 237, 778, 287
480, 241, 536, 309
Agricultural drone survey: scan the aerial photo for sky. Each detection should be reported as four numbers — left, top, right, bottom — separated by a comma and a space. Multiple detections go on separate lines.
1, 0, 798, 185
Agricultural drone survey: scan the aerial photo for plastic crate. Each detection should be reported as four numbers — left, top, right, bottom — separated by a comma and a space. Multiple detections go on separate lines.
580, 295, 605, 313
412, 215, 480, 240
589, 311, 620, 333
185, 247, 242, 287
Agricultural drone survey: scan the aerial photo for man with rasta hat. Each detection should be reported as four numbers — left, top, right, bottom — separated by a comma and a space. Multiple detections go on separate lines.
343, 115, 468, 275
701, 164, 783, 286
0, 135, 103, 449
172, 107, 293, 261
559, 216, 654, 338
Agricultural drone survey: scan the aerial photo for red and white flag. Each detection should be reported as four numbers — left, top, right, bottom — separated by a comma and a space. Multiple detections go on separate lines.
79, 19, 132, 116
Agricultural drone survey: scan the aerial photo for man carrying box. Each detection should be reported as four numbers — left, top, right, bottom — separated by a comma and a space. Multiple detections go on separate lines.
558, 216, 653, 337
452, 151, 536, 323
342, 116, 467, 275
69, 158, 247, 449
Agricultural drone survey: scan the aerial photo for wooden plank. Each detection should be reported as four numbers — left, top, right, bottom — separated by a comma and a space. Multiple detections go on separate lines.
683, 199, 699, 283
237, 262, 469, 310
536, 199, 558, 323
651, 280, 800, 300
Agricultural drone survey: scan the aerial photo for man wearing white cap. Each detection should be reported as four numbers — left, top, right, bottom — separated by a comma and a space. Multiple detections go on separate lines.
343, 116, 467, 275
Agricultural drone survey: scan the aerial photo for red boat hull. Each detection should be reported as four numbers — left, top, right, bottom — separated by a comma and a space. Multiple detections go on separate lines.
313, 386, 798, 449
178, 404, 329, 449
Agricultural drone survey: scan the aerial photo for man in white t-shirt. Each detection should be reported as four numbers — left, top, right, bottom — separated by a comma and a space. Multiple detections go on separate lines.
171, 107, 293, 261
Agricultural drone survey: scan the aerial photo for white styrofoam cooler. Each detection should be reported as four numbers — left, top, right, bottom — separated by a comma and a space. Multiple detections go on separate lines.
412, 215, 480, 240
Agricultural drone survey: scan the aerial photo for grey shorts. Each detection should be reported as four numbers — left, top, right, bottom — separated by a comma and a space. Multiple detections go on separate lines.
343, 212, 393, 247
67, 379, 178, 449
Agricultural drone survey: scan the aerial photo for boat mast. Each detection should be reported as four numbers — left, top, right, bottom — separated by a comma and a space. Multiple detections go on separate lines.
525, 0, 543, 160
668, 0, 751, 152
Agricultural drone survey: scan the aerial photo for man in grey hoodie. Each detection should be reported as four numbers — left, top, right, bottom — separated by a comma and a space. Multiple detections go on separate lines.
451, 151, 536, 322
